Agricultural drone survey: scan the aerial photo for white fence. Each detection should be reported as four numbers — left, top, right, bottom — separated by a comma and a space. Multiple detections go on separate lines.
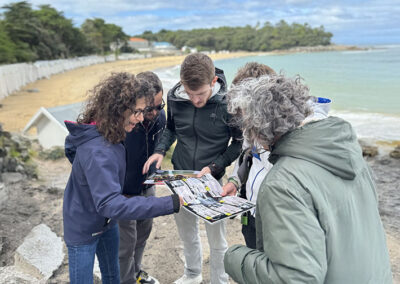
0, 53, 146, 100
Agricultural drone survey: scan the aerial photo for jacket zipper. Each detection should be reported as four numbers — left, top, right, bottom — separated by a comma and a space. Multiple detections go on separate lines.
192, 107, 198, 170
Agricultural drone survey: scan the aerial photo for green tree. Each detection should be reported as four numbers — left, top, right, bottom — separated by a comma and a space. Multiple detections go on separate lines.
136, 21, 333, 52
82, 18, 128, 54
1, 1, 39, 61
0, 20, 17, 64
34, 5, 92, 57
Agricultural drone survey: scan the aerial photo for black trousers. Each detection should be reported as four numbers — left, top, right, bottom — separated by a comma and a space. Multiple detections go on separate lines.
241, 212, 256, 249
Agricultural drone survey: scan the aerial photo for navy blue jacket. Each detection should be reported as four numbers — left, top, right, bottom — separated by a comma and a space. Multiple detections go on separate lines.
123, 110, 166, 195
63, 121, 179, 246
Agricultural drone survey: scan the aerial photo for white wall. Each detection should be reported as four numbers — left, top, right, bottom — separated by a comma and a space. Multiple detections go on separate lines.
34, 116, 67, 149
0, 54, 146, 100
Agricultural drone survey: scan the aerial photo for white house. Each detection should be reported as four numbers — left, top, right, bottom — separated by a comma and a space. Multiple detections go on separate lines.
128, 37, 151, 52
23, 102, 83, 149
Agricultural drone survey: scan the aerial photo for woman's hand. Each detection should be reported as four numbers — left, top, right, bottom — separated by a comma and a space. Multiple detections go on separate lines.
221, 182, 238, 197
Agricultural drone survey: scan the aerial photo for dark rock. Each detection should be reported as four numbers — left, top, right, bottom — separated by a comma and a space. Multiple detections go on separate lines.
4, 157, 18, 172
47, 187, 63, 196
26, 88, 39, 93
1, 137, 13, 148
389, 146, 400, 159
0, 236, 4, 255
11, 135, 31, 150
361, 145, 378, 157
0, 131, 11, 140
20, 150, 30, 162
0, 148, 6, 158
23, 163, 38, 179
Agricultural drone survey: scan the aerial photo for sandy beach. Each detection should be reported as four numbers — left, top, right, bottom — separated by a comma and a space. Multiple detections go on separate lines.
0, 52, 253, 132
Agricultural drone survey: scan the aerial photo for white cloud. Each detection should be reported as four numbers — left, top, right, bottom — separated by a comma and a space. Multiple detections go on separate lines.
0, 0, 399, 44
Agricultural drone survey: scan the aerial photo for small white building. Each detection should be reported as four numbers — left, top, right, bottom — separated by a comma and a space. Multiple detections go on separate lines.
23, 102, 83, 149
181, 46, 198, 53
128, 37, 151, 52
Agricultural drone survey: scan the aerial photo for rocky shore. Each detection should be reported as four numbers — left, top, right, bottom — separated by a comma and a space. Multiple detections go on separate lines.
0, 131, 399, 282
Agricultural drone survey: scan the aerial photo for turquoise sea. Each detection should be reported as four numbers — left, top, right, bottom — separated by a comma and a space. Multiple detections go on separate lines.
156, 45, 400, 142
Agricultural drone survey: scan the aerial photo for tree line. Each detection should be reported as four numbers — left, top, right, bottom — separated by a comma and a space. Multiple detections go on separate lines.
0, 1, 129, 64
138, 21, 333, 52
0, 1, 334, 65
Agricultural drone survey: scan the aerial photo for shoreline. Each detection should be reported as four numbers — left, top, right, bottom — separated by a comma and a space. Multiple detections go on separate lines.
0, 52, 252, 132
0, 44, 381, 132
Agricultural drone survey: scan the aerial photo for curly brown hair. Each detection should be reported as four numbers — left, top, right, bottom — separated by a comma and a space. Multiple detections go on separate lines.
77, 72, 154, 144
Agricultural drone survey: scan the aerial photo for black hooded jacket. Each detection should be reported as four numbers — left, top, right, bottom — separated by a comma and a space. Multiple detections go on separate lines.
154, 68, 243, 179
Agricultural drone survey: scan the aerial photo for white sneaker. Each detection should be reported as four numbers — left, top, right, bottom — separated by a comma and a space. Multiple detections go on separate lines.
173, 274, 203, 284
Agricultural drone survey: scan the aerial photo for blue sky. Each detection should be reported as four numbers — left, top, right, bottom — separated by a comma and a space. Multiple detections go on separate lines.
1, 0, 399, 45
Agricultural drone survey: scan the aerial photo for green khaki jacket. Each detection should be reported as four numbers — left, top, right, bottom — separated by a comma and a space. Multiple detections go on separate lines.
224, 117, 392, 284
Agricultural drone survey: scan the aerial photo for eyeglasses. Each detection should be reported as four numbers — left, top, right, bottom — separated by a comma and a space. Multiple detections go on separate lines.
144, 99, 165, 114
131, 108, 146, 117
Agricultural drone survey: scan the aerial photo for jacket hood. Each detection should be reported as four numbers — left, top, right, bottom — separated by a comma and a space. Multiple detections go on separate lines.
269, 116, 362, 180
168, 67, 227, 103
64, 121, 101, 163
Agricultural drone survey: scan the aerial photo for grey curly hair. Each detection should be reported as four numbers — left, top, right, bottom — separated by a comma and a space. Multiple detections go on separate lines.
227, 74, 312, 147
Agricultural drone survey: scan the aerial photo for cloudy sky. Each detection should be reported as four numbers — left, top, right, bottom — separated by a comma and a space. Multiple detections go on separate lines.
1, 0, 399, 45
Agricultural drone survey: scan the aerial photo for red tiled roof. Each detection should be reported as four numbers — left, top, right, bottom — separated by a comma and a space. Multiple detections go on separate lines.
129, 37, 148, 42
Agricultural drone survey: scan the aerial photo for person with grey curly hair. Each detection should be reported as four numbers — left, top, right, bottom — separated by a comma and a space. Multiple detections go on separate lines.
224, 74, 392, 283
227, 74, 313, 148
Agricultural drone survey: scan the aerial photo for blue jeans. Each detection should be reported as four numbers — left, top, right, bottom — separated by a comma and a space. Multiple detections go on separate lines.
67, 224, 120, 284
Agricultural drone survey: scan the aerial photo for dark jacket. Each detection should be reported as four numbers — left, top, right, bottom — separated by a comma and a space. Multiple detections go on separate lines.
154, 68, 243, 180
123, 110, 166, 195
63, 121, 179, 246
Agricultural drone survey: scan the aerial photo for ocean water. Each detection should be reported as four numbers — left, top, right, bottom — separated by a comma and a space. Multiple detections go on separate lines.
155, 45, 400, 142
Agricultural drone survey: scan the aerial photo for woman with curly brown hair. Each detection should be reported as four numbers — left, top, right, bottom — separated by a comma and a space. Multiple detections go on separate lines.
63, 72, 182, 284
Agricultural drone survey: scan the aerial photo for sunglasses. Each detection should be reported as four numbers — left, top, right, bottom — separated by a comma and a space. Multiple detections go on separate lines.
144, 99, 166, 114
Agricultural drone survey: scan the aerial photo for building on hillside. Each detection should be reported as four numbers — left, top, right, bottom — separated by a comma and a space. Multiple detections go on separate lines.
128, 37, 150, 52
23, 102, 83, 149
